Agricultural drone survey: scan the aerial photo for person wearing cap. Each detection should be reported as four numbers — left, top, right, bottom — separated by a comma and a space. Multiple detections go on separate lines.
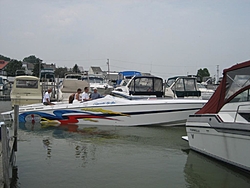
82, 87, 91, 102
90, 87, 102, 100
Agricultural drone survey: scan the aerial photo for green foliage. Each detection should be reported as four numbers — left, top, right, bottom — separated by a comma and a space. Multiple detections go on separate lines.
23, 55, 42, 64
23, 55, 43, 77
197, 68, 210, 82
55, 67, 68, 78
32, 63, 44, 77
0, 54, 11, 61
4, 59, 23, 76
72, 64, 80, 73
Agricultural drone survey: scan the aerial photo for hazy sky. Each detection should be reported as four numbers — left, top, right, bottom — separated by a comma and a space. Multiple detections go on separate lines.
1, 0, 250, 80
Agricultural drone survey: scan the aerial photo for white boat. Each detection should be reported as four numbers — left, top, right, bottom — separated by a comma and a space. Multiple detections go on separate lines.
1, 75, 207, 126
164, 76, 203, 99
0, 76, 9, 91
57, 78, 89, 102
82, 75, 113, 95
196, 83, 215, 100
2, 77, 207, 126
1, 95, 206, 126
10, 76, 42, 107
114, 75, 164, 98
185, 60, 250, 171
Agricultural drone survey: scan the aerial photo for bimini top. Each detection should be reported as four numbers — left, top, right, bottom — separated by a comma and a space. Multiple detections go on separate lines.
196, 60, 250, 114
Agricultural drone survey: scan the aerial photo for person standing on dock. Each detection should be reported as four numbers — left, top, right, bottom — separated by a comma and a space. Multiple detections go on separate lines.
81, 87, 91, 102
43, 88, 55, 105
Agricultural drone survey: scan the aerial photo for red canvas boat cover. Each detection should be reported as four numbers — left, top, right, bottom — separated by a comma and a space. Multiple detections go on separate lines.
196, 60, 250, 114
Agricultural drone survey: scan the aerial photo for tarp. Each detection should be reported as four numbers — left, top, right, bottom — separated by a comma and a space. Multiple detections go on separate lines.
196, 60, 250, 114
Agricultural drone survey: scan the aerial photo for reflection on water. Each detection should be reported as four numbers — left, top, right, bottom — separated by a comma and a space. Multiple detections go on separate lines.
42, 136, 52, 159
184, 150, 250, 188
0, 102, 249, 188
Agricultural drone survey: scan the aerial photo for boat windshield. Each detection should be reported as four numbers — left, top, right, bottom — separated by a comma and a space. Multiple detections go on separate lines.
229, 89, 250, 102
65, 75, 82, 80
16, 79, 39, 89
197, 83, 206, 89
129, 77, 162, 92
166, 78, 175, 87
83, 77, 104, 84
171, 78, 197, 91
225, 74, 250, 100
40, 73, 55, 82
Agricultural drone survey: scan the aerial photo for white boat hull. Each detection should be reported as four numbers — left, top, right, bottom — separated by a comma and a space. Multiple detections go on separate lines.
186, 114, 250, 171
2, 96, 206, 127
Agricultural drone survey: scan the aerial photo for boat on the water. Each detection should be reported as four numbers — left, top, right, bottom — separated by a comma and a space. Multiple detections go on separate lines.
57, 79, 89, 102
0, 76, 9, 91
82, 74, 113, 95
113, 75, 164, 98
184, 59, 250, 172
1, 75, 207, 126
10, 76, 42, 107
1, 95, 206, 126
164, 76, 203, 99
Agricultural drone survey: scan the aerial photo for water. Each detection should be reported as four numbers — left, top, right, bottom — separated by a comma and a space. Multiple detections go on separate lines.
0, 101, 250, 188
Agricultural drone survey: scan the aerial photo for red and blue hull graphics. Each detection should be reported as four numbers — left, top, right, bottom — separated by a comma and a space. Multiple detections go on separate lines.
19, 109, 124, 124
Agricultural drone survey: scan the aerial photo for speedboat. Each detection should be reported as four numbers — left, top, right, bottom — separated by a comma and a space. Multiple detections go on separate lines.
184, 60, 250, 171
1, 75, 207, 127
1, 94, 206, 126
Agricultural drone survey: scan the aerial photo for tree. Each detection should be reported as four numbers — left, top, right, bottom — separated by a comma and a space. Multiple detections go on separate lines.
197, 68, 210, 82
23, 55, 43, 77
0, 54, 11, 61
32, 63, 44, 77
54, 67, 68, 78
23, 55, 42, 64
4, 59, 23, 76
72, 64, 80, 73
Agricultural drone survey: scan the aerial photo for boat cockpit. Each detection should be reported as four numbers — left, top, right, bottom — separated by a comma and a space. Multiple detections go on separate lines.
114, 75, 164, 98
165, 76, 201, 98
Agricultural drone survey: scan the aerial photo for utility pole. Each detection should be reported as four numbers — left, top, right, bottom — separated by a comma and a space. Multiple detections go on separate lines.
107, 59, 110, 80
39, 60, 42, 79
216, 65, 219, 84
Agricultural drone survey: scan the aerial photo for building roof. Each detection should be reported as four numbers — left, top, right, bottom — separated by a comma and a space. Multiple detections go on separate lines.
90, 66, 102, 72
0, 60, 9, 70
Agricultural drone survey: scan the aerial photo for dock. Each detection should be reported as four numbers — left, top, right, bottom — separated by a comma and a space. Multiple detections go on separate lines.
0, 106, 18, 188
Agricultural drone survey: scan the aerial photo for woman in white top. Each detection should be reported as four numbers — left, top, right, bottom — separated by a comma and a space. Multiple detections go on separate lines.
81, 87, 91, 102
72, 88, 82, 103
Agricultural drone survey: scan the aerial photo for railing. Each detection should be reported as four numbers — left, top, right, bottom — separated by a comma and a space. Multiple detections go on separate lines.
234, 103, 250, 122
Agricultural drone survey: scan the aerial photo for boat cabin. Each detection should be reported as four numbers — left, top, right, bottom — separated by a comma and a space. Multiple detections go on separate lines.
165, 76, 201, 98
40, 69, 55, 82
64, 73, 83, 80
11, 76, 42, 106
114, 75, 164, 97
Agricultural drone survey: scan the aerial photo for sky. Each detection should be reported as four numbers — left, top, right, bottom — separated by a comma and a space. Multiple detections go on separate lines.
1, 0, 250, 81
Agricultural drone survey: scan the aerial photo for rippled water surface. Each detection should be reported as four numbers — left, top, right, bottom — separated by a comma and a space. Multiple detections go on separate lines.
0, 101, 250, 188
